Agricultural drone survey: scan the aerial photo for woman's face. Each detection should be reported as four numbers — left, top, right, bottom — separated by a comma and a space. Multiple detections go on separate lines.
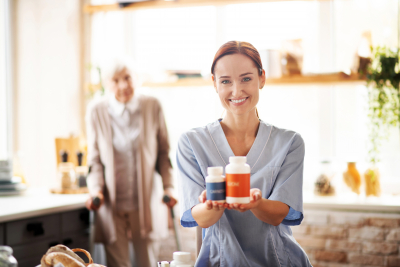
110, 67, 134, 103
213, 53, 265, 117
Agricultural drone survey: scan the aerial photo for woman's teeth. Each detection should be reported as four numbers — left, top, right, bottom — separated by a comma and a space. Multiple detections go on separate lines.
231, 98, 246, 103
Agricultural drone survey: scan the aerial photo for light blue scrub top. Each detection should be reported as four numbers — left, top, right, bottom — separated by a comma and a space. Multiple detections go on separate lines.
177, 120, 312, 267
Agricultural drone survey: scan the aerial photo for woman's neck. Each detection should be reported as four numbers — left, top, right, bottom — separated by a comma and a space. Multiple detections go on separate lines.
221, 109, 260, 140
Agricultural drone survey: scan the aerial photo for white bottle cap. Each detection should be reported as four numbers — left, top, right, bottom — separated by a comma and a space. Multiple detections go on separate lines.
229, 156, 247, 163
207, 166, 223, 176
160, 261, 170, 267
173, 251, 191, 262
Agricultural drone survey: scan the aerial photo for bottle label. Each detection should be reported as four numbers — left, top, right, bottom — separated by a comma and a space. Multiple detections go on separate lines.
226, 173, 250, 197
206, 181, 226, 201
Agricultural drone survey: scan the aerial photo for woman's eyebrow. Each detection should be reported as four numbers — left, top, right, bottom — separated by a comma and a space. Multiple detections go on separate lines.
218, 72, 253, 79
239, 72, 253, 77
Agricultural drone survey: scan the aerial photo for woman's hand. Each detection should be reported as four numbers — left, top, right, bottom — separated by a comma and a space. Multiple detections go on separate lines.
85, 192, 104, 211
199, 190, 226, 211
227, 188, 262, 212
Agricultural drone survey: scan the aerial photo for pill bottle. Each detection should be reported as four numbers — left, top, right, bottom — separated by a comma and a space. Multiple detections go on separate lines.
206, 167, 226, 203
170, 252, 193, 267
225, 156, 250, 204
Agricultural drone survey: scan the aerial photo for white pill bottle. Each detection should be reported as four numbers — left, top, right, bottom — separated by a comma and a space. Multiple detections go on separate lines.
206, 167, 226, 203
225, 156, 250, 204
170, 252, 193, 267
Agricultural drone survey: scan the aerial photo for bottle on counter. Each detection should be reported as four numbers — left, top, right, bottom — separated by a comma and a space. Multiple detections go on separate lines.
225, 156, 250, 204
343, 162, 361, 195
0, 246, 18, 267
206, 167, 226, 203
170, 252, 193, 267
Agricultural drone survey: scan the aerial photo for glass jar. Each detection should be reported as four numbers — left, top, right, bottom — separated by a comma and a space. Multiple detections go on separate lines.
0, 246, 18, 267
57, 162, 76, 189
314, 161, 335, 196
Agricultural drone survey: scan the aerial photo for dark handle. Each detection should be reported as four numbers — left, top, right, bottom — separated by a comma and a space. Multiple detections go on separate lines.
92, 196, 100, 208
63, 238, 73, 246
162, 195, 175, 218
48, 241, 59, 248
26, 222, 45, 236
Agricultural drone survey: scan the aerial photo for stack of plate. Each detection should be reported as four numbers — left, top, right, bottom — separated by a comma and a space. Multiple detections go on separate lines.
0, 160, 27, 196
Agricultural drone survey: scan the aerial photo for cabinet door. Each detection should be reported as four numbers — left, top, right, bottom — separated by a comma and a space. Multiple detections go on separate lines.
0, 223, 4, 245
61, 209, 89, 234
61, 230, 90, 263
6, 214, 60, 246
12, 237, 61, 266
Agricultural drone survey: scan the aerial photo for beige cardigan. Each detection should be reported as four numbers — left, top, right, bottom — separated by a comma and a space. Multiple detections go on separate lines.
86, 94, 174, 244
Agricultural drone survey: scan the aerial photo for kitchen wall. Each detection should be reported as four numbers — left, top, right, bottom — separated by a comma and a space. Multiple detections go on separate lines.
14, 0, 82, 187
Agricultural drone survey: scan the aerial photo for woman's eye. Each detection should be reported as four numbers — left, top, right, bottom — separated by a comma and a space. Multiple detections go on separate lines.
221, 80, 230, 84
243, 77, 251, 82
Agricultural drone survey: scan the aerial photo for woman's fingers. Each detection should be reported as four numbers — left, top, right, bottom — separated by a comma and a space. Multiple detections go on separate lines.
205, 200, 213, 210
198, 190, 207, 203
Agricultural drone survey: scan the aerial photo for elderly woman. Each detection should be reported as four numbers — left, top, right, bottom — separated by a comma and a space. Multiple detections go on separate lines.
85, 59, 176, 267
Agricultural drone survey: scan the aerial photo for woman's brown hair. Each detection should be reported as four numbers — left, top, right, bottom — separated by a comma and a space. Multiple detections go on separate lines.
211, 41, 263, 76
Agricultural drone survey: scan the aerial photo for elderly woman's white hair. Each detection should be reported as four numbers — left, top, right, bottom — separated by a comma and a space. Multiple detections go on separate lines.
101, 57, 141, 90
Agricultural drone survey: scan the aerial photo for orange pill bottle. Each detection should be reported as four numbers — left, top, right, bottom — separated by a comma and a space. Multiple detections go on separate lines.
225, 156, 250, 204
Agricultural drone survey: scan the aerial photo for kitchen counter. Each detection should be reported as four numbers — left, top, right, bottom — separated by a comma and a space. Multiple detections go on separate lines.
0, 187, 88, 223
303, 191, 400, 213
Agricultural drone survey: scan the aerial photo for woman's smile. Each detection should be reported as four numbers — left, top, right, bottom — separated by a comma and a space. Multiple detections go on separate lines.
229, 97, 249, 106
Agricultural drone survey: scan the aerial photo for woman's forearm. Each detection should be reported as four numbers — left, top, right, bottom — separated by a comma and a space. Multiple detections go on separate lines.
250, 199, 289, 226
191, 203, 225, 228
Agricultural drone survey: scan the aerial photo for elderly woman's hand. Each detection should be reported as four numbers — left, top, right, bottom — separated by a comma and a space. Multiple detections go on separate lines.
163, 188, 177, 208
85, 192, 104, 211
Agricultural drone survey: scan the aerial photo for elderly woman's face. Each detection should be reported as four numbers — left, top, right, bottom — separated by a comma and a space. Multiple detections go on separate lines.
110, 67, 134, 103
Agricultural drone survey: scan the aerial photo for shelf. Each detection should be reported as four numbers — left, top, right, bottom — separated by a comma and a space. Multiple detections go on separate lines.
83, 0, 328, 14
142, 72, 366, 88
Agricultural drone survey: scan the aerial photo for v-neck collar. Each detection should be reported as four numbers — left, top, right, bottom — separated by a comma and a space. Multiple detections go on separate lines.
206, 119, 272, 174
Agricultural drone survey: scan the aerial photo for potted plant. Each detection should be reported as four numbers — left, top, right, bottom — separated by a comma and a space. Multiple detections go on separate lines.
363, 46, 400, 196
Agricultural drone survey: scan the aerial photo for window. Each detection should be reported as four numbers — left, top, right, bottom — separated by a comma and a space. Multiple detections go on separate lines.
0, 0, 11, 161
90, 0, 400, 194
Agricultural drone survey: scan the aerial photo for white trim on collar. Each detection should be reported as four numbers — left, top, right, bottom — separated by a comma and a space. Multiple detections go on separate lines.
108, 95, 139, 116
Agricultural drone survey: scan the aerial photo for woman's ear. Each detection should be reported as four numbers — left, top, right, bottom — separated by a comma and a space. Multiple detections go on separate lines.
212, 75, 217, 93
259, 69, 266, 89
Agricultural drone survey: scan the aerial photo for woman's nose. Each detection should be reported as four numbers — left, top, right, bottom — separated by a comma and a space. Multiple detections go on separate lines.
231, 83, 241, 97
118, 80, 129, 90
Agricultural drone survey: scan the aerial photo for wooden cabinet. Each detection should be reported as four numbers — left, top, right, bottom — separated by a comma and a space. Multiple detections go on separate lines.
4, 208, 89, 267
6, 214, 60, 246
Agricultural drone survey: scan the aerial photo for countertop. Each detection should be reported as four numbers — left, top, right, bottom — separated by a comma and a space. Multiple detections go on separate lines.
1, 188, 399, 224
0, 187, 88, 223
303, 191, 400, 213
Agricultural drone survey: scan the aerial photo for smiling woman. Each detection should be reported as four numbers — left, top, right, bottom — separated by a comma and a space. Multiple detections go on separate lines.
211, 41, 265, 128
177, 41, 311, 267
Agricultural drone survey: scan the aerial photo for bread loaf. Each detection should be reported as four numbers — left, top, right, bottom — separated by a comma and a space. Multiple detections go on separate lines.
44, 252, 86, 267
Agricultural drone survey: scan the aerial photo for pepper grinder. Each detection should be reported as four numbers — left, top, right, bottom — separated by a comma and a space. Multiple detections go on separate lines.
76, 151, 88, 188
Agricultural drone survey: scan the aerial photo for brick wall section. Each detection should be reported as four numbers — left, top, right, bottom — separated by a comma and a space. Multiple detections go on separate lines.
292, 210, 400, 267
